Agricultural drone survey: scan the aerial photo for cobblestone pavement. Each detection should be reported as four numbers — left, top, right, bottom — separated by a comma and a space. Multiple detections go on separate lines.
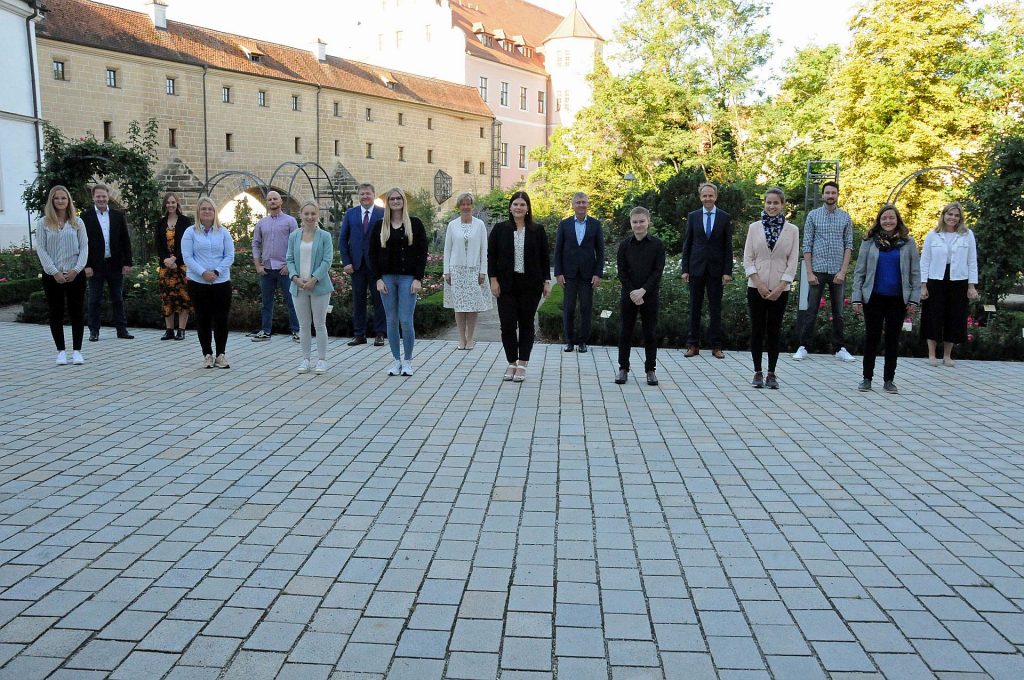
1, 320, 1023, 679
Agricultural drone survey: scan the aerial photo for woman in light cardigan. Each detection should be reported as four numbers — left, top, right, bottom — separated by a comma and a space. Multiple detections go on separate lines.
443, 192, 491, 350
743, 187, 800, 389
287, 201, 335, 374
919, 201, 979, 367
852, 204, 920, 393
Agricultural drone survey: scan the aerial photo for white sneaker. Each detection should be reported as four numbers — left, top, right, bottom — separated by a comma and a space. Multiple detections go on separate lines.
71, 351, 84, 365
297, 359, 310, 373
55, 351, 68, 365
835, 347, 855, 362
401, 361, 414, 376
793, 346, 808, 361
388, 359, 402, 376
314, 360, 327, 374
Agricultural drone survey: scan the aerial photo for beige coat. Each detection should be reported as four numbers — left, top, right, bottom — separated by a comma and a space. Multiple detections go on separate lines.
743, 221, 800, 290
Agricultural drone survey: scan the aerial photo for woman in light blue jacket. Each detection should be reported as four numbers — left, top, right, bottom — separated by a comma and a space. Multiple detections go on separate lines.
287, 201, 335, 374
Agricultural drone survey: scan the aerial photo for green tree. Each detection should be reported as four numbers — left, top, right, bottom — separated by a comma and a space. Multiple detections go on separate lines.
966, 133, 1024, 302
227, 197, 257, 247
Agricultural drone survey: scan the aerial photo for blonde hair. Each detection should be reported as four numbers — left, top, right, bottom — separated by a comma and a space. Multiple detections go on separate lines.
936, 201, 968, 235
299, 201, 320, 225
194, 196, 223, 230
455, 192, 474, 207
629, 206, 651, 219
43, 185, 77, 229
381, 187, 413, 246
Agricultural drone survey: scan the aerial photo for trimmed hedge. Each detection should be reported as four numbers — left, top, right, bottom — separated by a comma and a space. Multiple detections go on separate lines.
0, 278, 41, 306
539, 260, 1024, 360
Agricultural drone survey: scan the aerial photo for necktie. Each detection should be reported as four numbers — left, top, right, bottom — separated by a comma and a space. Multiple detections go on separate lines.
705, 212, 713, 238
362, 210, 370, 236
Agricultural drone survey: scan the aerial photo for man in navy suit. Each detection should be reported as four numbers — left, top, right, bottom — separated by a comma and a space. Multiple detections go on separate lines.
681, 182, 733, 358
339, 183, 386, 346
554, 192, 605, 352
82, 183, 134, 341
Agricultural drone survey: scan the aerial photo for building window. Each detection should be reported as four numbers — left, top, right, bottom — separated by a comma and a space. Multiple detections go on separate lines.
258, 90, 267, 107
222, 86, 231, 103
520, 86, 528, 111
294, 137, 301, 154
291, 95, 300, 111
165, 77, 176, 95
519, 145, 527, 169
105, 69, 117, 88
500, 81, 509, 107
478, 76, 488, 101
556, 90, 569, 112
53, 61, 65, 80
365, 107, 372, 121
479, 161, 486, 175
333, 101, 340, 116
225, 133, 233, 151
427, 149, 434, 164
464, 161, 471, 174
101, 121, 112, 141
538, 91, 546, 114
398, 112, 404, 126
479, 127, 485, 139
398, 146, 405, 161
395, 31, 403, 48
366, 142, 373, 158
334, 140, 340, 156
427, 117, 433, 130
168, 128, 177, 148
500, 143, 508, 167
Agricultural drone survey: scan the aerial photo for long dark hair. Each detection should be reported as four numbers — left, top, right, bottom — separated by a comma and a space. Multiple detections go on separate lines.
508, 190, 537, 230
868, 203, 909, 240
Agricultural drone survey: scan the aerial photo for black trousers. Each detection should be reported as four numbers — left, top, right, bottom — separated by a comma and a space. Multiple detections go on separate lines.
618, 291, 659, 372
188, 280, 232, 356
748, 287, 789, 372
562, 276, 594, 344
497, 274, 542, 363
87, 258, 128, 334
862, 293, 905, 381
921, 266, 968, 343
797, 271, 846, 350
687, 274, 724, 348
42, 274, 86, 351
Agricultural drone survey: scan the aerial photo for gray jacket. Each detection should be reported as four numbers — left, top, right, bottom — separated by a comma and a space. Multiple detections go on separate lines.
851, 236, 921, 305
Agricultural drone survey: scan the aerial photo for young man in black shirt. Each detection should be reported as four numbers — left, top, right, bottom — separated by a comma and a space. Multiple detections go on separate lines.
616, 206, 666, 386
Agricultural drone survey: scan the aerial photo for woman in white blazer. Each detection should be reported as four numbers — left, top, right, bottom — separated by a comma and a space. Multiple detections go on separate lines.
919, 202, 978, 367
743, 188, 800, 389
443, 192, 491, 350
286, 201, 335, 374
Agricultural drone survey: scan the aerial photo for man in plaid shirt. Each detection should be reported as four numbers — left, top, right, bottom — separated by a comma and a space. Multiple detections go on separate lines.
793, 182, 856, 362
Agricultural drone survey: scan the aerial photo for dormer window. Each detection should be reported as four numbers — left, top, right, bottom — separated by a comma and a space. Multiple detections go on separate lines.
239, 45, 264, 63
380, 72, 397, 90
472, 22, 493, 47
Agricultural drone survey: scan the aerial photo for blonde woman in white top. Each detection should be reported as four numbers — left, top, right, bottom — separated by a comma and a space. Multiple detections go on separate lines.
35, 185, 89, 365
919, 201, 979, 366
443, 192, 491, 349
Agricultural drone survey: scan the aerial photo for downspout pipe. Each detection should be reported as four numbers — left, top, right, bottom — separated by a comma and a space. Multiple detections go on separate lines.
202, 65, 209, 188
26, 0, 42, 247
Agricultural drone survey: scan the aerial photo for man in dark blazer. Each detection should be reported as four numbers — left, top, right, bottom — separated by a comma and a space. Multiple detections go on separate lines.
339, 183, 386, 345
554, 192, 604, 352
681, 182, 733, 358
82, 183, 134, 341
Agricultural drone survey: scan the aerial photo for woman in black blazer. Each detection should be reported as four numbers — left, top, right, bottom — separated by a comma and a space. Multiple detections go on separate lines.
154, 192, 193, 340
488, 191, 551, 383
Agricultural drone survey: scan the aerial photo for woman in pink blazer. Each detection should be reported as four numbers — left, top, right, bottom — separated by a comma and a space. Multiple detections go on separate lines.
743, 188, 800, 388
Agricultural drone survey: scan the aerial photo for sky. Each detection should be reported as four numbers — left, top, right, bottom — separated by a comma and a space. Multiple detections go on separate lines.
95, 0, 860, 88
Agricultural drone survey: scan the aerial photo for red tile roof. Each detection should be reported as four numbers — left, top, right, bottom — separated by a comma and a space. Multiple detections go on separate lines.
37, 0, 493, 118
450, 0, 564, 75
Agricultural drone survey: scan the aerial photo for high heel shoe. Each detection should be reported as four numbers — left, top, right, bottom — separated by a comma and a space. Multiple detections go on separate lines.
503, 364, 516, 381
513, 366, 527, 383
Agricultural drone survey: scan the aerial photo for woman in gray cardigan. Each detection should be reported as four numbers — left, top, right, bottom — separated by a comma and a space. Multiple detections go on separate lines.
852, 204, 920, 393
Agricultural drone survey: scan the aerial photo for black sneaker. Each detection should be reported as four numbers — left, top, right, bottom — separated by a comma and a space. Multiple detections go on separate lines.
615, 369, 628, 385
883, 380, 898, 394
858, 379, 872, 392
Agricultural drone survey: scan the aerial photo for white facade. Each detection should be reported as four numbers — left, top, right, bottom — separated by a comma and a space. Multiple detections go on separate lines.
545, 34, 602, 130
0, 0, 42, 249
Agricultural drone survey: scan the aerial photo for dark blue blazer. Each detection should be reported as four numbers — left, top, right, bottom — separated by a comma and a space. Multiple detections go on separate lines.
339, 204, 385, 271
554, 215, 604, 280
681, 207, 733, 277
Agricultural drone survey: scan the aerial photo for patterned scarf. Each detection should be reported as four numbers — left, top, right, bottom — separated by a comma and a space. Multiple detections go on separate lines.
872, 231, 905, 252
761, 212, 785, 250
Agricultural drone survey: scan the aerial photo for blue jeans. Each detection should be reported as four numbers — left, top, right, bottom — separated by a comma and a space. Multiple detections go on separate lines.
260, 270, 299, 334
380, 274, 416, 360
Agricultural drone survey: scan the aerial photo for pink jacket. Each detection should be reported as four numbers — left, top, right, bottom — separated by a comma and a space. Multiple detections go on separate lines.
743, 221, 800, 290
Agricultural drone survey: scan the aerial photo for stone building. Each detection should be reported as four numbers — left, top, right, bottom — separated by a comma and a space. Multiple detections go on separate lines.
34, 0, 494, 217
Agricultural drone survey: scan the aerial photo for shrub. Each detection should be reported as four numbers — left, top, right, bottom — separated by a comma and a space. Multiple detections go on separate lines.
0, 278, 41, 306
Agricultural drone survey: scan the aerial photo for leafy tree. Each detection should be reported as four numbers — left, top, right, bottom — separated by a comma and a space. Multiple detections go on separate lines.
966, 133, 1024, 302
227, 197, 257, 247
23, 119, 162, 259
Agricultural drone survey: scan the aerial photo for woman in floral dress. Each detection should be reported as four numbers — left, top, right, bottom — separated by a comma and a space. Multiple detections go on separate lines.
443, 192, 491, 349
154, 192, 192, 340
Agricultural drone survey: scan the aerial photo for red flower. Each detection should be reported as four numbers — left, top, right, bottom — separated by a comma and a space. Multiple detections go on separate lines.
819, 298, 826, 309
844, 298, 850, 305
967, 333, 974, 342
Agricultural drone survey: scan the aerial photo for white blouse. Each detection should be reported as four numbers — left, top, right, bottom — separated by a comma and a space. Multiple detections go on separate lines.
299, 239, 314, 279
513, 229, 526, 274
35, 218, 89, 275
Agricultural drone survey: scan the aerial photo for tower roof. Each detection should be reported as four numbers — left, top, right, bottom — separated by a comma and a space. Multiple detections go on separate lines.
544, 5, 604, 42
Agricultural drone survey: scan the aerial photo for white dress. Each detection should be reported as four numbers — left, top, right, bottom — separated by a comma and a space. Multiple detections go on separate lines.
443, 217, 492, 312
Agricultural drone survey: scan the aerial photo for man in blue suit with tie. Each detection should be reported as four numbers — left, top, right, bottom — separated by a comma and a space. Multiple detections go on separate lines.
339, 183, 386, 346
681, 182, 733, 358
554, 192, 605, 353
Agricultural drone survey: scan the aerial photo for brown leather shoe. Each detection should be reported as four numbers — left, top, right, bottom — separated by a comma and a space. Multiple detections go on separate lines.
684, 345, 699, 358
347, 336, 367, 346
712, 348, 725, 359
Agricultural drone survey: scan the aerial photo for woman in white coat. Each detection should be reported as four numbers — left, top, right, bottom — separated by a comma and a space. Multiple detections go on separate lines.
443, 192, 491, 349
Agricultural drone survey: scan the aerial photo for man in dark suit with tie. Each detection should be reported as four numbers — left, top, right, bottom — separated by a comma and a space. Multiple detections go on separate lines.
681, 182, 733, 358
339, 183, 386, 346
82, 183, 134, 341
554, 192, 604, 352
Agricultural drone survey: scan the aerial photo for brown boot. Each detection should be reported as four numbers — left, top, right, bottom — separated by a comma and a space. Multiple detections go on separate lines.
684, 345, 699, 358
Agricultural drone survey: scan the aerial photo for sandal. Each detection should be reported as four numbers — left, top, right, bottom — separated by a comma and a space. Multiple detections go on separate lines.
503, 364, 516, 381
513, 366, 527, 383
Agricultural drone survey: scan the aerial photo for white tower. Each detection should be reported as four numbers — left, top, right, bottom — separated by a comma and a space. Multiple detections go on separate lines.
541, 2, 604, 128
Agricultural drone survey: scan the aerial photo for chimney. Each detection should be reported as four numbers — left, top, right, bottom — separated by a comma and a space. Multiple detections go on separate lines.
313, 38, 327, 62
147, 0, 168, 30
